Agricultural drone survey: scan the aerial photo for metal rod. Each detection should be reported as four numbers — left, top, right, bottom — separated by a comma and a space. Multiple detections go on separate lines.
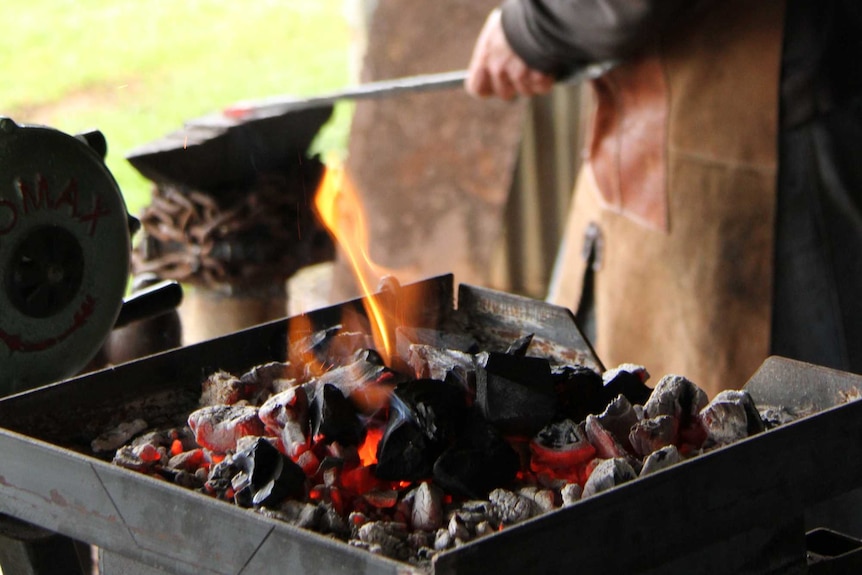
224, 61, 616, 119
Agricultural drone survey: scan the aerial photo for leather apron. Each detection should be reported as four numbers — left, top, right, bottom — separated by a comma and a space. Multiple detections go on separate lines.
548, 0, 786, 398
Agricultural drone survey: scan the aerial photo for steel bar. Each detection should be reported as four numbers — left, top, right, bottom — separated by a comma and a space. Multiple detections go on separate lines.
223, 61, 617, 119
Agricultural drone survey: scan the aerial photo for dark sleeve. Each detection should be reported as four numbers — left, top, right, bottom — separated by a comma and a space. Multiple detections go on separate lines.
500, 0, 699, 76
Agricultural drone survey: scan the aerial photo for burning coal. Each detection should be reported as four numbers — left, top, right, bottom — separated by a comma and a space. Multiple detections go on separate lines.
95, 314, 789, 568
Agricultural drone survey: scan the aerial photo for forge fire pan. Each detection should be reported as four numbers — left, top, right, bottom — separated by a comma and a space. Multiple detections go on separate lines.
0, 276, 860, 574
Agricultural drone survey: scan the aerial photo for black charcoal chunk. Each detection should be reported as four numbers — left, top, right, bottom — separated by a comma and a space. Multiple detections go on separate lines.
232, 437, 306, 508
311, 383, 365, 447
205, 458, 241, 497
602, 363, 652, 406
475, 352, 556, 435
535, 418, 590, 450
505, 333, 534, 356
551, 364, 606, 422
433, 418, 520, 499
375, 378, 467, 481
375, 411, 432, 481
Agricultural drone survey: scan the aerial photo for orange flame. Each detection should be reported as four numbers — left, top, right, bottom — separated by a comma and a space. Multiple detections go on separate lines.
358, 426, 384, 467
314, 166, 397, 362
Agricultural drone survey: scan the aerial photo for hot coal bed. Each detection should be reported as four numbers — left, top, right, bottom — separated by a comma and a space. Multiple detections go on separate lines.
0, 276, 861, 575
92, 300, 783, 565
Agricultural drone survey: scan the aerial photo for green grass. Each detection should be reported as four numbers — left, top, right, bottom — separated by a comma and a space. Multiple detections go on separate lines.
1, 0, 354, 217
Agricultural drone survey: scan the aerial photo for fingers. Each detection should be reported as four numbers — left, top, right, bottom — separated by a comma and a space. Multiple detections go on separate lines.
466, 10, 503, 98
509, 63, 555, 98
526, 70, 555, 96
465, 9, 556, 100
490, 68, 518, 101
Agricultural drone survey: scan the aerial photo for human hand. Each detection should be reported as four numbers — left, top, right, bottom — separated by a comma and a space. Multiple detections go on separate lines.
465, 8, 555, 100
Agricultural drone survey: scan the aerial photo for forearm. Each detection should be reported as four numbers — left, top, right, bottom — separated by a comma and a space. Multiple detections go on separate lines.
500, 0, 700, 75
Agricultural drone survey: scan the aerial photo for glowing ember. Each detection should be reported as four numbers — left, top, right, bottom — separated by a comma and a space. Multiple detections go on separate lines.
358, 425, 384, 467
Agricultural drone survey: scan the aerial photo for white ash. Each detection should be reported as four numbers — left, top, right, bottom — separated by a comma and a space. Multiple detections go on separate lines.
234, 434, 279, 453
518, 486, 556, 513
583, 458, 638, 498
644, 374, 709, 420
596, 394, 639, 449
407, 344, 475, 382
585, 414, 629, 460
447, 514, 470, 542
700, 389, 765, 446
404, 482, 444, 531
434, 528, 452, 551
187, 404, 263, 453
258, 387, 309, 458
628, 415, 677, 458
129, 429, 170, 448
489, 488, 541, 525
560, 483, 583, 506
640, 445, 682, 476
199, 371, 244, 407
240, 361, 295, 398
759, 405, 800, 428
474, 521, 496, 537
452, 500, 500, 527
91, 418, 148, 453
354, 521, 412, 561
112, 443, 165, 472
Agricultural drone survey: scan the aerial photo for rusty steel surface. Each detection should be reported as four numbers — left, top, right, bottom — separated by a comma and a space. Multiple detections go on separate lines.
0, 277, 859, 574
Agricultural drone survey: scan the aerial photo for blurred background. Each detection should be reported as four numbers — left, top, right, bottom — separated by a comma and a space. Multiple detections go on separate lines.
0, 0, 355, 218
0, 0, 586, 350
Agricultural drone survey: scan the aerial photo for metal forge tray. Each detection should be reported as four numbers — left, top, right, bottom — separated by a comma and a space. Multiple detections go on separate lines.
0, 275, 860, 574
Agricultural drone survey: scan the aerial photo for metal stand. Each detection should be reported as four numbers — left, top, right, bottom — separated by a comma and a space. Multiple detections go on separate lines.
0, 515, 87, 575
